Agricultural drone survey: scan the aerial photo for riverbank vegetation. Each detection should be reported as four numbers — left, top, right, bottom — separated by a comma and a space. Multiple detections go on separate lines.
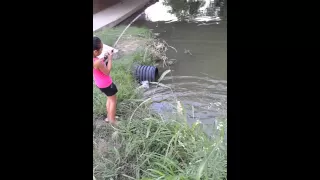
93, 26, 227, 180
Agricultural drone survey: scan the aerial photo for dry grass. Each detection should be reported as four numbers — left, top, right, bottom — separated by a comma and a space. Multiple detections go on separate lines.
146, 39, 178, 67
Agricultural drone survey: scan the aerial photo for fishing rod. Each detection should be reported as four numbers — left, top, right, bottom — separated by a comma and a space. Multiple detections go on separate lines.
104, 11, 145, 64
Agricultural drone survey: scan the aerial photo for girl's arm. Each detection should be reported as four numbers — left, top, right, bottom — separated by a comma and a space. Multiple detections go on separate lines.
98, 52, 113, 76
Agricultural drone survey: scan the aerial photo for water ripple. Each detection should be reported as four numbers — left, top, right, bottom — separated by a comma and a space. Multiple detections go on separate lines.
143, 76, 227, 123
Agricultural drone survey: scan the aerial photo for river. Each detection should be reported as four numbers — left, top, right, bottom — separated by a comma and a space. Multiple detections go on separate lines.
122, 0, 227, 134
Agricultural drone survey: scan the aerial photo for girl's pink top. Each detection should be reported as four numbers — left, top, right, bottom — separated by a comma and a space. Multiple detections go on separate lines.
93, 57, 112, 88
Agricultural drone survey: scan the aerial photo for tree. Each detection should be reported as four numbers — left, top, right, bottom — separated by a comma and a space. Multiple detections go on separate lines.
163, 0, 227, 21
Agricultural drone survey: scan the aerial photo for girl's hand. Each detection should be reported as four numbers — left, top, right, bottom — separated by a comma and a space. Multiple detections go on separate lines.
106, 50, 114, 60
103, 50, 112, 61
104, 50, 113, 55
107, 50, 114, 56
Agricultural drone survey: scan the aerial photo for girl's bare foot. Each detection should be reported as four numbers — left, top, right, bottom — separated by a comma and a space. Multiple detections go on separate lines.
105, 118, 118, 125
109, 119, 117, 126
104, 116, 118, 122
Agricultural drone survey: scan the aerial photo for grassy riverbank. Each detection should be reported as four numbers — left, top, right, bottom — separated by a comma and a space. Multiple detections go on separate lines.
93, 26, 227, 180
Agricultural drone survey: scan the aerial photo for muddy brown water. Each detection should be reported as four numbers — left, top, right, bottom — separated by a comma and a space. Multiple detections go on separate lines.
120, 0, 227, 132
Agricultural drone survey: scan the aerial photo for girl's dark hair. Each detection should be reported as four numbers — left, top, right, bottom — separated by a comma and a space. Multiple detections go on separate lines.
93, 36, 102, 51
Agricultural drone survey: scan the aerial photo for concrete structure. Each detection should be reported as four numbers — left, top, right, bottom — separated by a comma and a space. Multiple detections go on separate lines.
93, 0, 150, 31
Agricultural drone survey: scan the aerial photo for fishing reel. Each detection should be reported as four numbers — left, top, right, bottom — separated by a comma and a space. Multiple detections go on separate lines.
103, 49, 114, 66
104, 55, 109, 66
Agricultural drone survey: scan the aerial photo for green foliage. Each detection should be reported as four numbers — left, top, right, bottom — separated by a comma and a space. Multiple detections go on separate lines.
93, 113, 227, 180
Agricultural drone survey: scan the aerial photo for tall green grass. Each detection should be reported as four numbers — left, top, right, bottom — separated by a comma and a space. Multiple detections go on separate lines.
93, 104, 227, 180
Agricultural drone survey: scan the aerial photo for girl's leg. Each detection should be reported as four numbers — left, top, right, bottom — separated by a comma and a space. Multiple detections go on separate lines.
107, 98, 111, 115
105, 98, 110, 122
108, 94, 117, 124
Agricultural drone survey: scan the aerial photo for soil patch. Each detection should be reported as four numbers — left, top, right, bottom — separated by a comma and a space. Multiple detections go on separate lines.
114, 37, 148, 57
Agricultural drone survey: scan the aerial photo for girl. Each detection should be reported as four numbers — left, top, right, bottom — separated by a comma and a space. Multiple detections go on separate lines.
93, 37, 118, 125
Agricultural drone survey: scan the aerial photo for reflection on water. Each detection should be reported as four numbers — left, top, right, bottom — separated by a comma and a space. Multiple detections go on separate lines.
145, 0, 225, 22
145, 1, 178, 22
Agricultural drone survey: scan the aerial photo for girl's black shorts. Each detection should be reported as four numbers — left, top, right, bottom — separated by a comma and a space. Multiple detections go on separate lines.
99, 83, 118, 96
